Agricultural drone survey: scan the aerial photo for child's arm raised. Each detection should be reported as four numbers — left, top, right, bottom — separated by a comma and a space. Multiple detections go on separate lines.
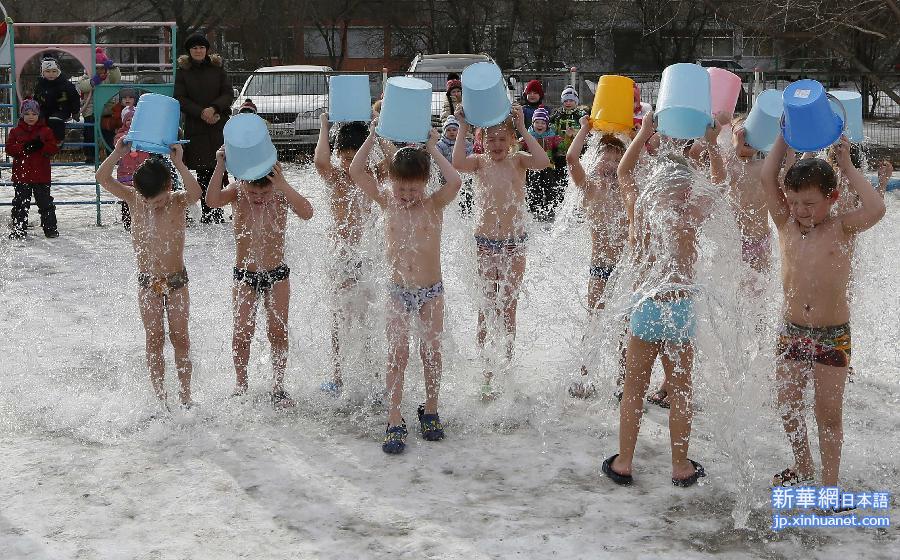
271, 162, 314, 220
451, 107, 480, 173
617, 111, 655, 230
170, 144, 202, 206
514, 104, 551, 170
95, 137, 136, 204
313, 113, 337, 182
426, 128, 463, 208
760, 134, 792, 229
205, 146, 237, 208
349, 120, 388, 209
704, 118, 725, 185
835, 136, 886, 234
566, 115, 591, 188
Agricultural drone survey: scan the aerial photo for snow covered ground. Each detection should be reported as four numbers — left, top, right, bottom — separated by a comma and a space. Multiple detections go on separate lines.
0, 163, 897, 559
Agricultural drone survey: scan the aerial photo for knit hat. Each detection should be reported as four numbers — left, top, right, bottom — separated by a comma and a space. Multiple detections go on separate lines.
524, 80, 544, 99
121, 105, 136, 123
446, 79, 462, 94
238, 99, 258, 114
40, 57, 60, 73
443, 115, 460, 133
119, 88, 137, 100
20, 98, 40, 115
532, 107, 550, 123
561, 86, 579, 103
95, 47, 111, 66
184, 34, 211, 51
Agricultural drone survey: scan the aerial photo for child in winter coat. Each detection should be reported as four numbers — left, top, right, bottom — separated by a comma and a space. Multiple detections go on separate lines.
521, 80, 545, 129
33, 57, 81, 142
114, 105, 150, 231
441, 79, 463, 121
77, 48, 122, 159
7, 99, 60, 240
437, 115, 475, 214
549, 85, 589, 155
521, 107, 564, 221
100, 87, 137, 152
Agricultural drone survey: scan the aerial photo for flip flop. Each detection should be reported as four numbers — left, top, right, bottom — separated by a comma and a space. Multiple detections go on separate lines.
602, 454, 634, 486
646, 388, 670, 409
772, 467, 814, 487
672, 459, 706, 487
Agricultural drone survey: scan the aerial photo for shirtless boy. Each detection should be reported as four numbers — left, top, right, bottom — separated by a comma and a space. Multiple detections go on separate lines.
96, 139, 202, 410
566, 115, 627, 398
206, 152, 313, 408
349, 125, 462, 454
762, 135, 885, 488
314, 114, 374, 396
451, 104, 551, 398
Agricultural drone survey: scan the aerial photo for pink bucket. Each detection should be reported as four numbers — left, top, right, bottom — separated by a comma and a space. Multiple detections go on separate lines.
708, 67, 742, 117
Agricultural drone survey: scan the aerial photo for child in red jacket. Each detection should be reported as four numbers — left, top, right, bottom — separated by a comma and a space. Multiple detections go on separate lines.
7, 99, 60, 240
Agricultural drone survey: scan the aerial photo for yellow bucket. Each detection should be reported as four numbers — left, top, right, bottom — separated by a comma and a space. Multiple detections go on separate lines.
590, 75, 635, 133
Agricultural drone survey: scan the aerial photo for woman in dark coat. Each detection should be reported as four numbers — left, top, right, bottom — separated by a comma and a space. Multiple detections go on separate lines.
174, 34, 233, 223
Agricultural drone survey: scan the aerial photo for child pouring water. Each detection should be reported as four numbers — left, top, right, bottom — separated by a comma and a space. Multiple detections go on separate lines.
565, 115, 627, 398
603, 111, 724, 487
349, 123, 462, 454
96, 140, 203, 411
452, 104, 551, 399
762, 135, 885, 489
206, 145, 314, 408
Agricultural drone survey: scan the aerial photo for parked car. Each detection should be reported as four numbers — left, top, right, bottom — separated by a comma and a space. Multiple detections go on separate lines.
696, 58, 745, 71
407, 53, 495, 125
230, 65, 332, 150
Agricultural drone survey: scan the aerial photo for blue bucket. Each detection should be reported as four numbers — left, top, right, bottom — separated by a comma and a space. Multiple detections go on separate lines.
655, 63, 712, 139
329, 75, 371, 123
743, 89, 784, 152
782, 80, 844, 152
461, 62, 511, 128
376, 76, 432, 143
125, 93, 187, 155
223, 113, 278, 180
829, 90, 863, 143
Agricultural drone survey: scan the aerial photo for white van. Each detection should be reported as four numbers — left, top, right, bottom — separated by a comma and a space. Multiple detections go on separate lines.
231, 65, 332, 149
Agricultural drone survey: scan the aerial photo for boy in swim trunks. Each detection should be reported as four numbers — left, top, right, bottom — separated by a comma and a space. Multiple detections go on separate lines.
566, 115, 627, 398
206, 151, 314, 408
350, 123, 462, 454
452, 104, 551, 398
603, 111, 724, 487
725, 118, 772, 275
96, 139, 203, 410
761, 135, 885, 487
314, 114, 376, 397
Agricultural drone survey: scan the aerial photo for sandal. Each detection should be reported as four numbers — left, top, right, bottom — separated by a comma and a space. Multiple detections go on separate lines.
772, 467, 814, 487
382, 420, 408, 454
601, 454, 634, 486
417, 404, 445, 441
646, 388, 670, 409
271, 389, 296, 409
672, 459, 706, 487
568, 380, 597, 399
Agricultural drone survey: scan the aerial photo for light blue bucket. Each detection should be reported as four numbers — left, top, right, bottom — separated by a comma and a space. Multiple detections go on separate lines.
655, 63, 712, 139
125, 93, 188, 155
782, 80, 844, 152
223, 113, 277, 180
376, 76, 432, 143
461, 62, 511, 128
743, 89, 783, 152
829, 90, 863, 143
329, 75, 371, 122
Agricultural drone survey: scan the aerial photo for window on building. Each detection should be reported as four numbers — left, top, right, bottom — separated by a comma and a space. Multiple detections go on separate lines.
304, 27, 342, 57
574, 30, 596, 59
742, 36, 773, 57
347, 27, 384, 58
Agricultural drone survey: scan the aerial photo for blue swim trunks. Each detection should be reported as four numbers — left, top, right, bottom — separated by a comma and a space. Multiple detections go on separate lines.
629, 295, 696, 343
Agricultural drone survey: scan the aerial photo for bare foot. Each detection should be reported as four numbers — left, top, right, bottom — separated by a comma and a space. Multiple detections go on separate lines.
672, 459, 698, 481
231, 384, 248, 398
611, 454, 632, 477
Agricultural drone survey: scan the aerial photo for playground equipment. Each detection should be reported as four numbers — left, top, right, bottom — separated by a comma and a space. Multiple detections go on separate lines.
0, 19, 178, 226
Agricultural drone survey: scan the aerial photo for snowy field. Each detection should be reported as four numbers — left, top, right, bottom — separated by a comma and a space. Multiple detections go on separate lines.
0, 163, 898, 559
